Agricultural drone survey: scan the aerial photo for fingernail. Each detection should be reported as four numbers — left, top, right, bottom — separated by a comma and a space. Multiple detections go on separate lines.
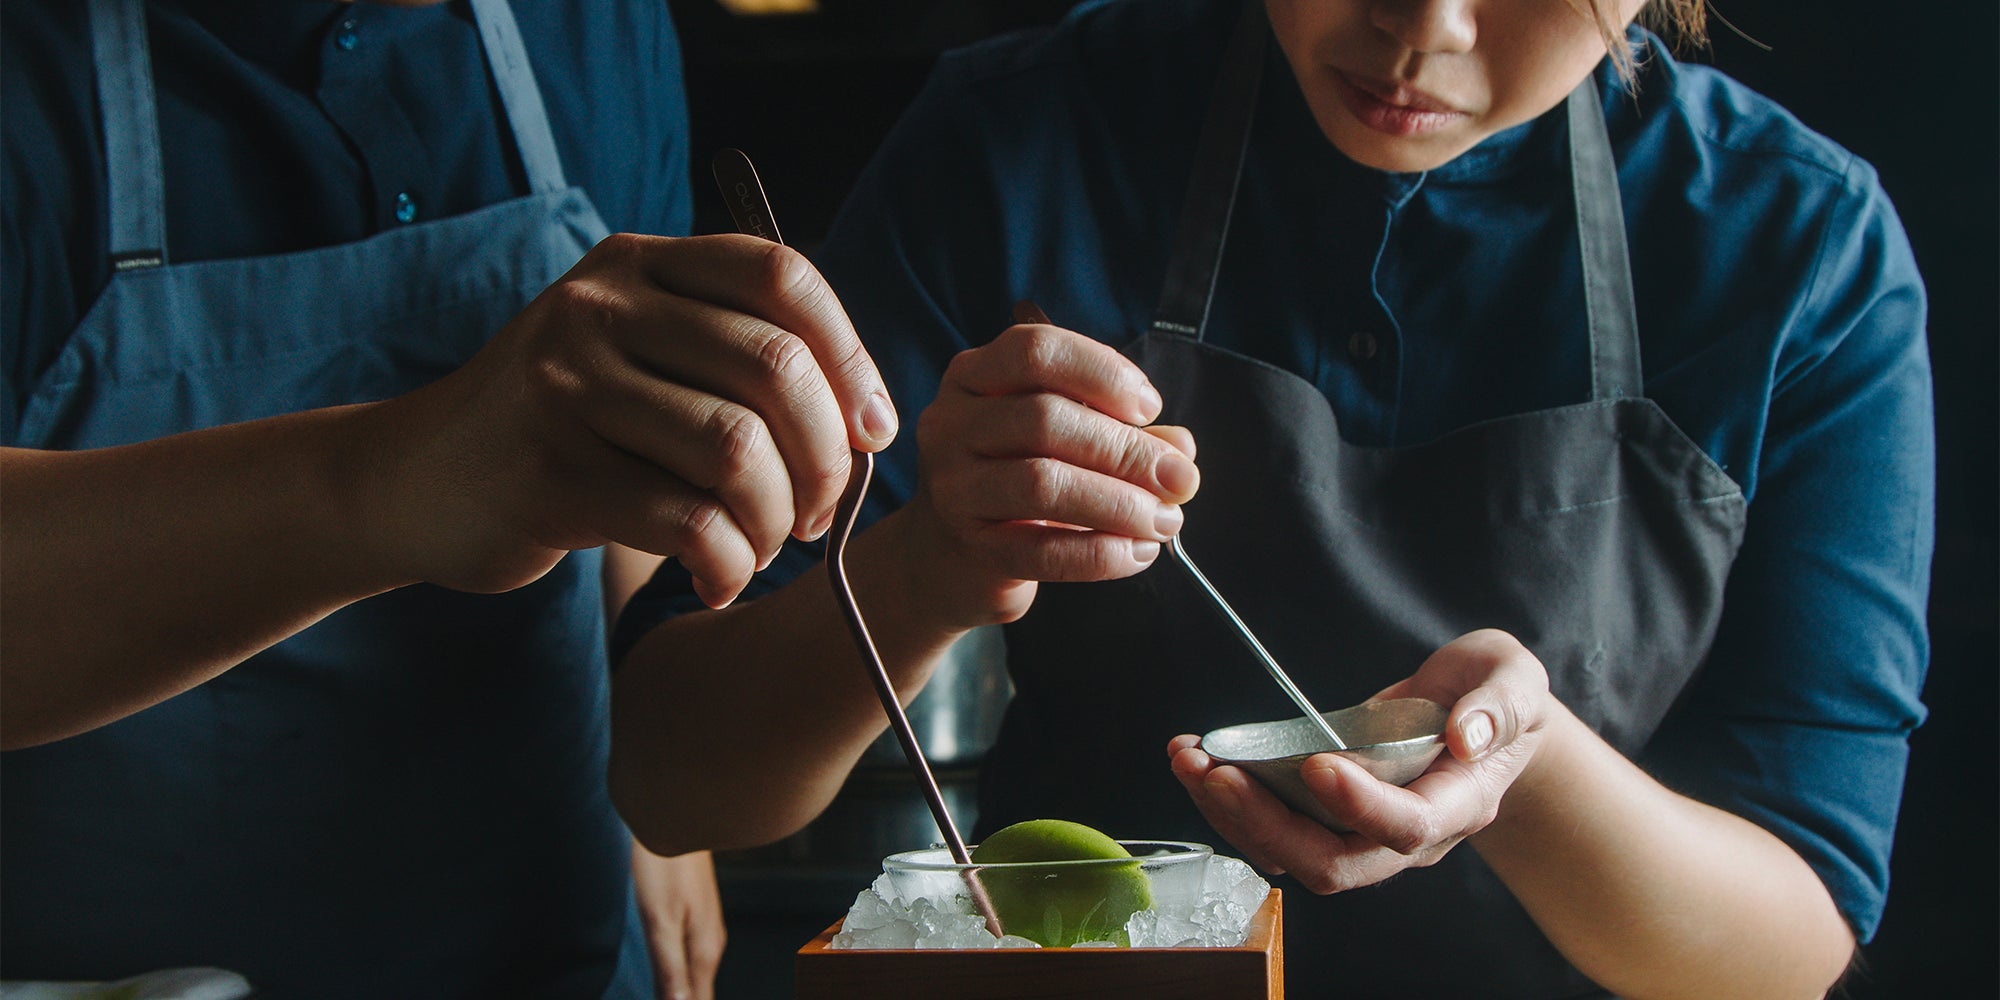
1204, 774, 1242, 816
1153, 503, 1183, 539
1131, 538, 1161, 563
1137, 380, 1164, 417
1156, 453, 1199, 497
1302, 757, 1342, 796
1461, 711, 1494, 758
861, 393, 898, 445
804, 507, 835, 542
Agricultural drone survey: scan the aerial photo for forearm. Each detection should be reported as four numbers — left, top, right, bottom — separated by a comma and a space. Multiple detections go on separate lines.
0, 405, 409, 748
609, 506, 966, 856
1472, 703, 1854, 1000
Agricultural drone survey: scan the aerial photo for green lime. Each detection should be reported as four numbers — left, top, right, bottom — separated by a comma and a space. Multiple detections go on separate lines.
970, 819, 1153, 947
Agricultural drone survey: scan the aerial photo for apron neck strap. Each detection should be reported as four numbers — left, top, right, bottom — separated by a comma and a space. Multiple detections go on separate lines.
466, 0, 569, 196
1566, 82, 1643, 400
1149, 6, 1645, 401
1147, 0, 1268, 341
87, 0, 168, 270
83, 0, 572, 275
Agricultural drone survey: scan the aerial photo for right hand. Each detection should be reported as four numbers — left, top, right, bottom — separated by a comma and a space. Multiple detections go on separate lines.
902, 319, 1200, 626
365, 232, 896, 608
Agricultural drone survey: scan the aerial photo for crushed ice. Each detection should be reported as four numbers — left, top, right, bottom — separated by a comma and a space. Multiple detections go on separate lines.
827, 856, 1270, 950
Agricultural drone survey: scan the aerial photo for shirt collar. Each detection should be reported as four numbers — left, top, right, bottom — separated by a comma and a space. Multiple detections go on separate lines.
1263, 34, 1652, 203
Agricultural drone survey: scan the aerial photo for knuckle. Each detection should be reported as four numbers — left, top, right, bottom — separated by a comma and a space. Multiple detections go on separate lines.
753, 328, 820, 396
702, 405, 769, 486
797, 443, 848, 501
940, 347, 979, 386
1018, 457, 1067, 512
748, 240, 818, 301
1112, 483, 1157, 533
547, 277, 625, 335
1015, 326, 1065, 380
664, 498, 725, 550
525, 350, 587, 404
1023, 394, 1071, 449
1039, 537, 1121, 582
591, 231, 645, 262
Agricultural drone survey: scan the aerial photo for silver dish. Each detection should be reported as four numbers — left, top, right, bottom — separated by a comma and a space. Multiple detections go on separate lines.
1200, 698, 1448, 832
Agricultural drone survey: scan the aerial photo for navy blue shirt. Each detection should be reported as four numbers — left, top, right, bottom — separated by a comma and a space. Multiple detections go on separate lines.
3, 0, 691, 440
3, 0, 689, 992
620, 0, 1933, 946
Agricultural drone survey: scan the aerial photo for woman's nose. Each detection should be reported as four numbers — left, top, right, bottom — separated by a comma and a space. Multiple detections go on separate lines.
1369, 0, 1477, 54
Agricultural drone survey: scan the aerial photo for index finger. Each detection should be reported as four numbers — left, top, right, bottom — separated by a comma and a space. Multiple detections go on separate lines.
640, 234, 899, 453
948, 323, 1164, 427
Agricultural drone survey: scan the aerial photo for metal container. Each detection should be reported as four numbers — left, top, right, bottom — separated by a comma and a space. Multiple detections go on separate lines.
1200, 698, 1447, 832
860, 624, 1011, 767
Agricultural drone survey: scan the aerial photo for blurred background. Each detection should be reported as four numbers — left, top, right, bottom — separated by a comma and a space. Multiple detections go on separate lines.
667, 0, 1998, 995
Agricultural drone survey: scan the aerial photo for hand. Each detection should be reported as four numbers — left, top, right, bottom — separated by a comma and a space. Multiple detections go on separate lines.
1167, 629, 1552, 893
630, 842, 726, 1000
900, 320, 1201, 626
365, 233, 896, 607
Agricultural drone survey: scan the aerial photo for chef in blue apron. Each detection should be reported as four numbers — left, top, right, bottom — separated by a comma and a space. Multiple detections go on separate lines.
0, 0, 894, 995
610, 0, 1933, 996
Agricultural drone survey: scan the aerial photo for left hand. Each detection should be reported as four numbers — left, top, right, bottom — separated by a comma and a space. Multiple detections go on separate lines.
630, 841, 726, 1000
1167, 629, 1553, 894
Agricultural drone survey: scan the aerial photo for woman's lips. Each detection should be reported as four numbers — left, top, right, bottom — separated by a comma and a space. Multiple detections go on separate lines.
1332, 71, 1466, 137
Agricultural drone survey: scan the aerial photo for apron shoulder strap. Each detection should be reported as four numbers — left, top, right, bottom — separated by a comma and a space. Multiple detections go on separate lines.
87, 0, 167, 271
467, 0, 570, 197
83, 0, 574, 278
1149, 14, 1645, 401
1148, 0, 1268, 341
1567, 82, 1643, 400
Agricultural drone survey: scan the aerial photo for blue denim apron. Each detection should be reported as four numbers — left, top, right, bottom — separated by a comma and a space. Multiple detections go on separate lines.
980, 4, 1748, 996
1, 1, 650, 995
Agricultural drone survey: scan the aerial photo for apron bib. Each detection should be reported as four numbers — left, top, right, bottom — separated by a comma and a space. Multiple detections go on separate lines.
980, 4, 1747, 996
1, 1, 649, 995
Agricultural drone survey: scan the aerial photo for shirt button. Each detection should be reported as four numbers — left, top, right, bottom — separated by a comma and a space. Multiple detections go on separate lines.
335, 19, 358, 51
1347, 331, 1379, 361
394, 192, 419, 224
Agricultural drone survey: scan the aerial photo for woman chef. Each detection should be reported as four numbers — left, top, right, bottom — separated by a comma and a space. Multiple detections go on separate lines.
606, 0, 1931, 996
1, 0, 895, 995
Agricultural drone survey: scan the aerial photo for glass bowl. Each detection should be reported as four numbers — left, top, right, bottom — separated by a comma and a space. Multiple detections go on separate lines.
882, 840, 1214, 946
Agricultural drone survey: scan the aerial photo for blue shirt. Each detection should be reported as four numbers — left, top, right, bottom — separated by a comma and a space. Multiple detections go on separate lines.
619, 0, 1933, 944
3, 0, 689, 991
3, 0, 691, 440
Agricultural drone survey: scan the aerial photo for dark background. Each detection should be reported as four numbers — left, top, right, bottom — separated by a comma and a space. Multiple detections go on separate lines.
667, 1, 1998, 995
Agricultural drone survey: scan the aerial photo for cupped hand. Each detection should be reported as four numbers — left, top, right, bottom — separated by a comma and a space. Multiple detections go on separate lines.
366, 232, 895, 607
1167, 629, 1552, 893
903, 319, 1201, 626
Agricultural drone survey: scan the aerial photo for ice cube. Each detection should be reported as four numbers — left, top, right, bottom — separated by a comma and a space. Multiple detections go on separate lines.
1125, 908, 1202, 948
829, 885, 920, 949
834, 852, 1269, 950
1210, 856, 1270, 913
913, 898, 999, 948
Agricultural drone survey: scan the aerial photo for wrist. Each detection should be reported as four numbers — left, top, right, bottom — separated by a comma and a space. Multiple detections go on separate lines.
328, 395, 441, 592
864, 501, 1035, 633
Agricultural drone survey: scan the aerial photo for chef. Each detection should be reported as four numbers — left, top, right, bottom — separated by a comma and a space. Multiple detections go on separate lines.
0, 0, 893, 995
607, 0, 1932, 996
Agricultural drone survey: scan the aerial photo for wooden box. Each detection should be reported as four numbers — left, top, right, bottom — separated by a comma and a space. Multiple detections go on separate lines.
795, 888, 1283, 999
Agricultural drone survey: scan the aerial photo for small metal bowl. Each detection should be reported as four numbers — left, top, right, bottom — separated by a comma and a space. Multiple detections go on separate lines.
1200, 698, 1449, 831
